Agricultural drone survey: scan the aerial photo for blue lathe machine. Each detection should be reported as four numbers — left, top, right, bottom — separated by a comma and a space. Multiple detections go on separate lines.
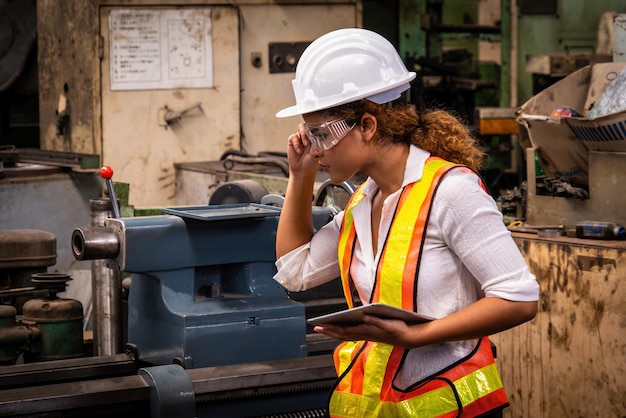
89, 204, 309, 369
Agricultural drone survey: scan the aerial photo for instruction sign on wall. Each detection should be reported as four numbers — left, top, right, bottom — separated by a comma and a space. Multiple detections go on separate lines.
109, 8, 214, 91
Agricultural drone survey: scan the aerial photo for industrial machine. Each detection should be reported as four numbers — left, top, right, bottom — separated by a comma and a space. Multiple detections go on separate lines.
0, 198, 344, 417
73, 203, 323, 369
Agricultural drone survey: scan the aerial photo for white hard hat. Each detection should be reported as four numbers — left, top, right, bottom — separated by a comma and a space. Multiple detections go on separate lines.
276, 28, 416, 118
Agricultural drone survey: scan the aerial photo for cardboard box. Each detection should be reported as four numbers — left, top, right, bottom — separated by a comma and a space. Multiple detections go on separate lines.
516, 62, 626, 186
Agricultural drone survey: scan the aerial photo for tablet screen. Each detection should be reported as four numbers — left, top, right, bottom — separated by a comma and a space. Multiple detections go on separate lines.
307, 303, 435, 326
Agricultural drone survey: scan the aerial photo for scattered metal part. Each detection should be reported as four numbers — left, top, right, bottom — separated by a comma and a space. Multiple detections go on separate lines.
536, 177, 588, 199
537, 228, 566, 238
508, 223, 565, 235
496, 182, 527, 218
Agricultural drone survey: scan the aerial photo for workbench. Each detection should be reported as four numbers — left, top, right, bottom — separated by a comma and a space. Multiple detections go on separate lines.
491, 232, 625, 418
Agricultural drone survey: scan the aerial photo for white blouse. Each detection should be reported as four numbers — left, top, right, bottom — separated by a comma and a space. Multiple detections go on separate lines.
274, 145, 539, 385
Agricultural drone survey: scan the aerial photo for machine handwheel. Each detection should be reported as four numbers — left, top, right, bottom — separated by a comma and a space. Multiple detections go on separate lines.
313, 179, 356, 212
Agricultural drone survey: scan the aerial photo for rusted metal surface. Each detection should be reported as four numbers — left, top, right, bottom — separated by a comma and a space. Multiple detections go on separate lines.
37, 0, 361, 207
22, 295, 85, 362
37, 0, 97, 154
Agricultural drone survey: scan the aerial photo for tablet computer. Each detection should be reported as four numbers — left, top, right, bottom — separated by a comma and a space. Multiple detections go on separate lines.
307, 303, 435, 326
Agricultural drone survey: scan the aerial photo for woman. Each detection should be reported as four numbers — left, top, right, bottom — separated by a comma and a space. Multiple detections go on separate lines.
274, 28, 539, 417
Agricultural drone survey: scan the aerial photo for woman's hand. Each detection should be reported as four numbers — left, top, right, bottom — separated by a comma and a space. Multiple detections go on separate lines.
275, 123, 320, 258
313, 298, 537, 349
313, 315, 421, 348
286, 124, 319, 177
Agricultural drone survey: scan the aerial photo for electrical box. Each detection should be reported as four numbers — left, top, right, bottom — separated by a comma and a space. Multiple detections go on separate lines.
37, 0, 361, 207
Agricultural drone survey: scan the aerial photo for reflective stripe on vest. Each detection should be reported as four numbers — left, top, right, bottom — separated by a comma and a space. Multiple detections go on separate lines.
330, 338, 507, 417
331, 157, 507, 417
337, 184, 366, 309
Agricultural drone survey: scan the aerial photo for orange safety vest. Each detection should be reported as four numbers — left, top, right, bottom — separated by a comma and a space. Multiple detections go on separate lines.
331, 157, 509, 417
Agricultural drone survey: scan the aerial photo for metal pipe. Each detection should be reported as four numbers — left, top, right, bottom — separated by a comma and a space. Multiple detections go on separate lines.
87, 199, 123, 356
71, 227, 119, 261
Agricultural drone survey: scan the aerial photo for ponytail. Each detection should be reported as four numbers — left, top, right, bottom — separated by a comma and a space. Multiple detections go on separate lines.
413, 109, 484, 171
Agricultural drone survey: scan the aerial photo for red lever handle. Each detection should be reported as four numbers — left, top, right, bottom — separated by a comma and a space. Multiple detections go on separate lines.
100, 165, 114, 180
100, 166, 121, 218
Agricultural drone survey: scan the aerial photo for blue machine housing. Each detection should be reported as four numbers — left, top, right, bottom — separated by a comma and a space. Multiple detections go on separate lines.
109, 204, 326, 369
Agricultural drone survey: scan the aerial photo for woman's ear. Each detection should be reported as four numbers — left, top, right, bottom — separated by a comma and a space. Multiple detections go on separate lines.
360, 113, 377, 142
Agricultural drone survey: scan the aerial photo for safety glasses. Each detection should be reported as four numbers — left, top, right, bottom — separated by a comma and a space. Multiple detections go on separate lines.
303, 118, 357, 151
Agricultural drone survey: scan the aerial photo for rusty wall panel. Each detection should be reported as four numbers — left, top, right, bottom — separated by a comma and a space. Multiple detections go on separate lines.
36, 0, 361, 208
238, 3, 361, 155
492, 234, 626, 418
37, 0, 99, 154
99, 6, 240, 207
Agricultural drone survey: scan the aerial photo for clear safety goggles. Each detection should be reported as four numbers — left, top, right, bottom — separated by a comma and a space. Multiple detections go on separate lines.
303, 118, 357, 151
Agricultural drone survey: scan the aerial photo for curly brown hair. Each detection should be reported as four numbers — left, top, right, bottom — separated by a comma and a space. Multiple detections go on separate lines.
325, 99, 485, 171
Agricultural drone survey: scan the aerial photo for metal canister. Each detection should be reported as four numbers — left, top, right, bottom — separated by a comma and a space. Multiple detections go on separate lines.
0, 305, 26, 365
0, 229, 57, 313
0, 229, 56, 270
21, 274, 84, 362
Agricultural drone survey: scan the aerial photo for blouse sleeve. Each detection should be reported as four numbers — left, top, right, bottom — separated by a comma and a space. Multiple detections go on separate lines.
273, 211, 343, 292
433, 170, 540, 302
